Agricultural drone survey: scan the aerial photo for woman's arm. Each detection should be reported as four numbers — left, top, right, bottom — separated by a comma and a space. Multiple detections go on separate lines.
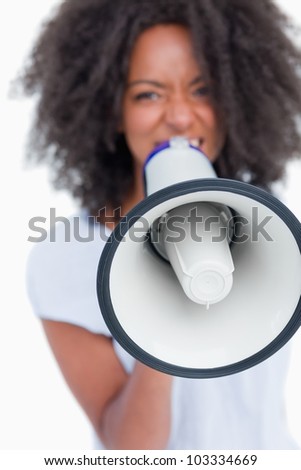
42, 319, 173, 449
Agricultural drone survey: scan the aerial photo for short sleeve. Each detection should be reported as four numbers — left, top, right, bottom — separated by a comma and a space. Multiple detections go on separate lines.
26, 214, 111, 336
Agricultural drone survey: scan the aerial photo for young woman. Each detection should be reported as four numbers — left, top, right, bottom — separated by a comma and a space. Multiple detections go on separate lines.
23, 0, 301, 449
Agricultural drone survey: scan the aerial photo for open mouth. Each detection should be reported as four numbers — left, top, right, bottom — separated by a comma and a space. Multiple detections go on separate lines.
189, 138, 204, 149
154, 137, 204, 150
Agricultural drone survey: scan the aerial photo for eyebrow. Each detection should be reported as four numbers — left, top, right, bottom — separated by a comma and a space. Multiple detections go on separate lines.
126, 75, 205, 89
126, 79, 166, 89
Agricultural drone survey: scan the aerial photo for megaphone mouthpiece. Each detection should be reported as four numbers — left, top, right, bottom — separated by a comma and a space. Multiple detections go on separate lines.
144, 136, 216, 196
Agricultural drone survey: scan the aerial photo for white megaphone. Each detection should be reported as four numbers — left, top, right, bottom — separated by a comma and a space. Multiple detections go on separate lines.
97, 136, 301, 378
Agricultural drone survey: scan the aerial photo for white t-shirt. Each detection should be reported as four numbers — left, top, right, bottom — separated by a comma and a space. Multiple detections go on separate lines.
26, 211, 298, 449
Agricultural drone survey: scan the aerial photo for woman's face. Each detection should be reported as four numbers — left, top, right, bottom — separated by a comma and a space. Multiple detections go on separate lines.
121, 24, 225, 169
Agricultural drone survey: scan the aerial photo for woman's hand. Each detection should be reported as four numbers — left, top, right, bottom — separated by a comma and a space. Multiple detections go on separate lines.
42, 319, 173, 449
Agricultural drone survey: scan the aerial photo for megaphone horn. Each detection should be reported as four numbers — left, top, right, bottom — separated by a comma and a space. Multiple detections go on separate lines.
97, 136, 301, 378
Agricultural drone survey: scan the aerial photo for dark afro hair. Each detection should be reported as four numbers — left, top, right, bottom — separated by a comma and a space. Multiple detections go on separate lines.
19, 0, 301, 214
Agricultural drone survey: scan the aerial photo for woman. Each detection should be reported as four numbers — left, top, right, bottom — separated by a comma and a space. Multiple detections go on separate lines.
23, 0, 301, 449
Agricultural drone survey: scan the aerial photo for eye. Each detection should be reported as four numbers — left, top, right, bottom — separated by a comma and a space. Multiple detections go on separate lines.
192, 86, 211, 97
133, 91, 160, 101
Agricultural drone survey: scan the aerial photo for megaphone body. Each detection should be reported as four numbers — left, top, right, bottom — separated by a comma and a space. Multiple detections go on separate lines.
97, 137, 301, 378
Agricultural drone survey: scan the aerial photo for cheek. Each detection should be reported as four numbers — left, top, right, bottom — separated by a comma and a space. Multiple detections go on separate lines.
122, 102, 161, 137
198, 104, 220, 132
197, 106, 225, 161
204, 106, 225, 139
121, 106, 159, 163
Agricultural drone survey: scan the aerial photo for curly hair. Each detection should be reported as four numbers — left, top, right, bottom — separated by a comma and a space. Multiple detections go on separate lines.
19, 0, 301, 214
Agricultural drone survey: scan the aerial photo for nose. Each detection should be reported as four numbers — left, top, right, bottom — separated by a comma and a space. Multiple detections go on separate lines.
164, 95, 195, 132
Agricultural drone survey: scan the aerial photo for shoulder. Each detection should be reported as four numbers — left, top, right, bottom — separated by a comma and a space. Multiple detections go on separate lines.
26, 210, 111, 334
27, 210, 108, 278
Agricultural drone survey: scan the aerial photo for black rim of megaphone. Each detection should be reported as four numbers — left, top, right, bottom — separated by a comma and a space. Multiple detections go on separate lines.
97, 178, 301, 378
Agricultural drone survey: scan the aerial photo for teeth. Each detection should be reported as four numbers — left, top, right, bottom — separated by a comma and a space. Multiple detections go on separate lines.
190, 139, 200, 147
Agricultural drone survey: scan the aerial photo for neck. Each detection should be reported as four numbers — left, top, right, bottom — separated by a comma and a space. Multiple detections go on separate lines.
121, 161, 145, 214
96, 163, 145, 228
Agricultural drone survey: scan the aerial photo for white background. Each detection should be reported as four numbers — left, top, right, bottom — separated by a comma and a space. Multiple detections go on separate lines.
1, 0, 301, 450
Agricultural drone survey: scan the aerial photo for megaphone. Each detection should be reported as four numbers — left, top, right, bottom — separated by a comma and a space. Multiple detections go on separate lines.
97, 136, 301, 378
